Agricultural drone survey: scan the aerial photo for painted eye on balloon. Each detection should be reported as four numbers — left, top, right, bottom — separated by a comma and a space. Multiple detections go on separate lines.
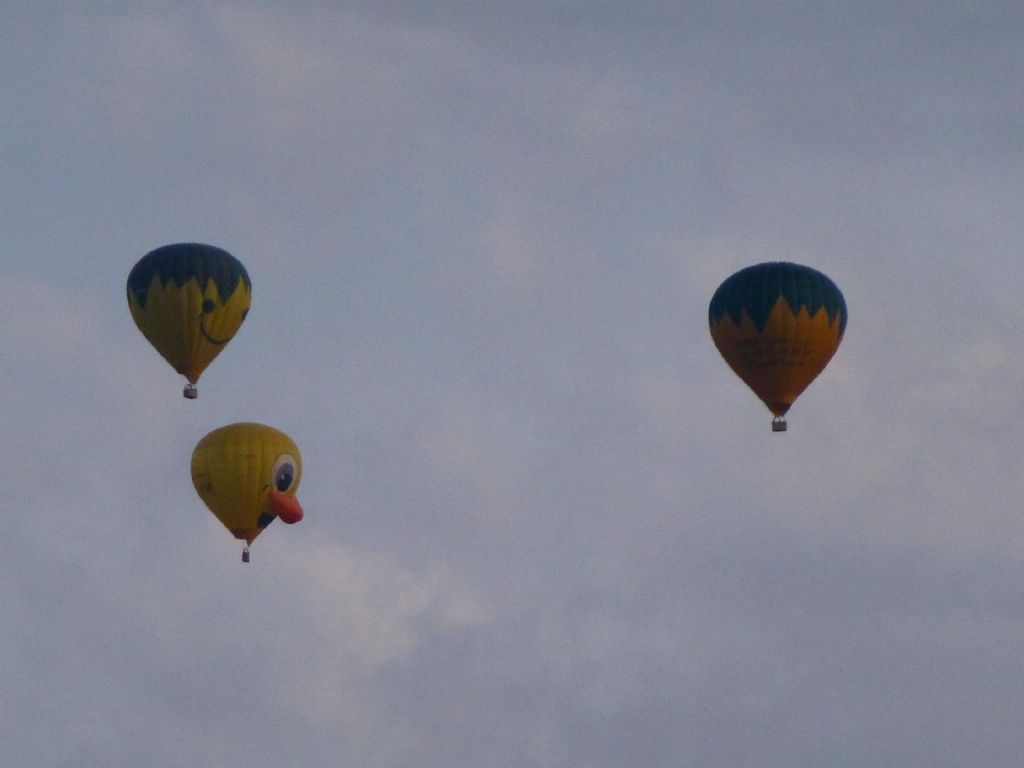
271, 453, 298, 493
202, 298, 216, 313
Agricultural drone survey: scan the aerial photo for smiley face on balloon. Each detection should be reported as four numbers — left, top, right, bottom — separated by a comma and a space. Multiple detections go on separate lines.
127, 243, 251, 398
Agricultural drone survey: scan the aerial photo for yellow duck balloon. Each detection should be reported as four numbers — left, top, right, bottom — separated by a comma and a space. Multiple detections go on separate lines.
191, 423, 303, 562
127, 243, 252, 399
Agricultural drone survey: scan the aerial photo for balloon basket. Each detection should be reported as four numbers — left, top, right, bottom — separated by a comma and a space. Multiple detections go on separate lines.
771, 416, 787, 432
183, 383, 198, 399
242, 547, 250, 563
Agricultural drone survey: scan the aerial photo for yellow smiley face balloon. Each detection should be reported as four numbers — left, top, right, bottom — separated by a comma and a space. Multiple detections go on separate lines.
191, 423, 303, 562
127, 243, 251, 398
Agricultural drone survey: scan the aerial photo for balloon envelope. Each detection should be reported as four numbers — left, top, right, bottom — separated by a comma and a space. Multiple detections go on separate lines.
708, 262, 846, 429
191, 422, 303, 547
127, 243, 251, 397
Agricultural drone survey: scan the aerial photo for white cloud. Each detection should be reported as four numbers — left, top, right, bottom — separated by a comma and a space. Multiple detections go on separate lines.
216, 538, 487, 725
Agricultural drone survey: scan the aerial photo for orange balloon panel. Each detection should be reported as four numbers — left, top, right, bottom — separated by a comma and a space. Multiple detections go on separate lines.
709, 262, 846, 427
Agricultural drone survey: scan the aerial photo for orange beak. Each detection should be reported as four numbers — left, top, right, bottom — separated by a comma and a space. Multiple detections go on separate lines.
269, 490, 303, 524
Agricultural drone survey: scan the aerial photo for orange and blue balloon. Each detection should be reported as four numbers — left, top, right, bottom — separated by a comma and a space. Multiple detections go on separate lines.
709, 262, 846, 431
127, 243, 251, 398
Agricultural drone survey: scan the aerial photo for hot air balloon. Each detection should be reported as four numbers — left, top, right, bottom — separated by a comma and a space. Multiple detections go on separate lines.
191, 423, 303, 562
708, 262, 847, 432
127, 243, 251, 398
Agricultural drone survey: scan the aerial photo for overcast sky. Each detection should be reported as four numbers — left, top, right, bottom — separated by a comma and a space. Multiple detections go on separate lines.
3, 3, 1024, 766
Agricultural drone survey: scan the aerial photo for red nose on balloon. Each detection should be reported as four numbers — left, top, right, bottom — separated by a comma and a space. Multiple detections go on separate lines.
269, 490, 304, 524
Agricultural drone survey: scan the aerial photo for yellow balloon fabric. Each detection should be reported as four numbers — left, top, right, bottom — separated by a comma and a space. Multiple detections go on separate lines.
191, 423, 303, 546
709, 262, 846, 429
127, 243, 251, 396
